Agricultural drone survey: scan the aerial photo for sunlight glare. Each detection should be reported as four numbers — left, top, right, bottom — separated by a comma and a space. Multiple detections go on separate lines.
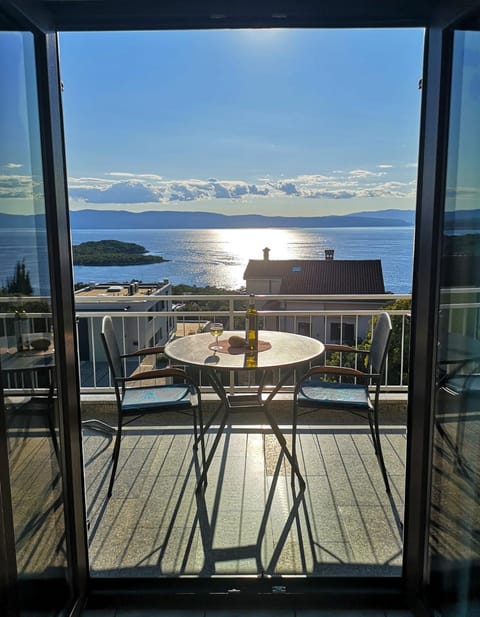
219, 228, 296, 263
238, 28, 285, 43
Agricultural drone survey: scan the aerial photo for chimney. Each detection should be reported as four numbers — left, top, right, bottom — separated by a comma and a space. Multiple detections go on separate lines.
263, 247, 270, 261
325, 249, 334, 260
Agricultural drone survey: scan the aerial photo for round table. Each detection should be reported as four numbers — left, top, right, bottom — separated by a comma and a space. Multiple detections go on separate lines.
165, 330, 324, 371
165, 330, 325, 488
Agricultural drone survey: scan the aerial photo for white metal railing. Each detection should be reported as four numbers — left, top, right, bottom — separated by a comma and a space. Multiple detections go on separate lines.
1, 294, 412, 394
71, 293, 412, 394
6, 288, 480, 397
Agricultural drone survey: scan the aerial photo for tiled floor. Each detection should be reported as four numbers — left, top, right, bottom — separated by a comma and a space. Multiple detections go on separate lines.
83, 405, 407, 578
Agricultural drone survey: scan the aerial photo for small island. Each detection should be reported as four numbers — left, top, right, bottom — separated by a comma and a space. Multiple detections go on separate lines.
72, 240, 168, 266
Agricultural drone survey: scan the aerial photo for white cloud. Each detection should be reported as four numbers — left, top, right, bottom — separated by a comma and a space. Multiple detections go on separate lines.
295, 174, 335, 183
68, 176, 113, 189
306, 190, 356, 199
64, 166, 417, 205
0, 174, 35, 198
4, 163, 23, 169
377, 164, 393, 169
106, 172, 164, 180
349, 169, 383, 177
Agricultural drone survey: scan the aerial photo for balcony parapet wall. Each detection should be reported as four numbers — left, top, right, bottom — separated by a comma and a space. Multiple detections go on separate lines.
80, 393, 408, 426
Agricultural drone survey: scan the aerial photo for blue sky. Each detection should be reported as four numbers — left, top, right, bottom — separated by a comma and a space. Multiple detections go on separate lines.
1, 28, 425, 217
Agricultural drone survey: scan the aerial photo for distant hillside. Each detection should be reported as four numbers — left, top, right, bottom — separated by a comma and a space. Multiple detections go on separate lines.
69, 209, 415, 229
0, 213, 47, 228
444, 210, 480, 229
0, 208, 416, 230
350, 209, 416, 224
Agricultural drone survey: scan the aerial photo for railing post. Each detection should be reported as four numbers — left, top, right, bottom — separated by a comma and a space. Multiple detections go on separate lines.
90, 316, 97, 388
229, 297, 235, 330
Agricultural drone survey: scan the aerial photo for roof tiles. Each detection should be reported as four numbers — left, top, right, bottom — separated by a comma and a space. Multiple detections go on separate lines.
243, 259, 385, 294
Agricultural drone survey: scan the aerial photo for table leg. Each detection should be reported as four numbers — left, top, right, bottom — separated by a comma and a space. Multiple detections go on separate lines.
263, 402, 305, 489
196, 368, 230, 490
198, 366, 305, 491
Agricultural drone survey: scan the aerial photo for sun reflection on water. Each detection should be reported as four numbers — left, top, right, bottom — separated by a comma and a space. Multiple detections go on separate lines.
211, 227, 323, 264
70, 226, 414, 293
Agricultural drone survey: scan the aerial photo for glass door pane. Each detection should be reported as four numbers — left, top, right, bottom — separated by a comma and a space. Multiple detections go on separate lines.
0, 31, 69, 613
430, 29, 480, 616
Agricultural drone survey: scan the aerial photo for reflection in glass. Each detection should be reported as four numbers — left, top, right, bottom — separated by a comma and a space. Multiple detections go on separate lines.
0, 31, 67, 607
431, 30, 480, 616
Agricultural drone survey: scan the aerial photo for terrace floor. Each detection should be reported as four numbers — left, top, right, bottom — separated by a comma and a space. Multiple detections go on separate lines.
83, 401, 407, 578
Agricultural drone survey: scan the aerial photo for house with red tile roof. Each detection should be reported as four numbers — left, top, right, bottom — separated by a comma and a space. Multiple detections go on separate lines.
243, 248, 387, 344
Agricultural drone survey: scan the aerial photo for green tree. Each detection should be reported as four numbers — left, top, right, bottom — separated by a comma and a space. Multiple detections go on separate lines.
382, 297, 411, 386
322, 299, 411, 386
172, 284, 246, 312
172, 284, 248, 329
2, 259, 33, 295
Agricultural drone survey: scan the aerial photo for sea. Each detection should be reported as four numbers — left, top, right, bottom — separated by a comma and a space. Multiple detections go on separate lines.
0, 226, 415, 295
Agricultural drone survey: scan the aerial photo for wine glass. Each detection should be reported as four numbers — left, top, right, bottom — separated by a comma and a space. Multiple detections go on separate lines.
209, 322, 224, 351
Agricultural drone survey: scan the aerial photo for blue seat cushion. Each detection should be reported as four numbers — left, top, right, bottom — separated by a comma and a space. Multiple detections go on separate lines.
122, 384, 195, 412
296, 379, 370, 409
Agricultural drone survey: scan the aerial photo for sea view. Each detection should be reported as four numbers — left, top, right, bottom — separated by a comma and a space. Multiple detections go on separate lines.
76, 226, 415, 293
0, 226, 415, 295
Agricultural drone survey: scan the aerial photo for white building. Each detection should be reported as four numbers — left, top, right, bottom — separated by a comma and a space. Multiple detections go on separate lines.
74, 280, 175, 374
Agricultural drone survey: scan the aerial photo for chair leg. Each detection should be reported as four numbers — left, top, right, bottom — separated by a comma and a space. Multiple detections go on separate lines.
193, 409, 199, 450
291, 400, 299, 487
194, 406, 207, 474
107, 420, 123, 498
372, 406, 391, 494
367, 409, 378, 455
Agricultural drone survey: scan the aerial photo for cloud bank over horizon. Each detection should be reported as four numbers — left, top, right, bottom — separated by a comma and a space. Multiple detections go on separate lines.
0, 174, 43, 200
66, 167, 416, 205
0, 165, 421, 209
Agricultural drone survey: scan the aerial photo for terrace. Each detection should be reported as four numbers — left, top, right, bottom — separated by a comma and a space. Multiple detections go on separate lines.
2, 1, 479, 614
3, 276, 479, 616
3, 294, 410, 579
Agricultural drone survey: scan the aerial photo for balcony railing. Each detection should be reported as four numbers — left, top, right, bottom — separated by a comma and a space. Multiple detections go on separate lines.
72, 293, 412, 394
0, 293, 413, 394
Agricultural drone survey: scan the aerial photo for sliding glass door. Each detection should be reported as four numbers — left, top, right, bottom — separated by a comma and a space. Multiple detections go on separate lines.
428, 26, 480, 616
0, 29, 71, 615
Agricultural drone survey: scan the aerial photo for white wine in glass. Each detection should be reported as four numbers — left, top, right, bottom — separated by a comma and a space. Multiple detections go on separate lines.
210, 322, 224, 351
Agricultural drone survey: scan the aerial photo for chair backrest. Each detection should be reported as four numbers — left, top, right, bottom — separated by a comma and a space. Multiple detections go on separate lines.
101, 315, 124, 382
368, 312, 392, 377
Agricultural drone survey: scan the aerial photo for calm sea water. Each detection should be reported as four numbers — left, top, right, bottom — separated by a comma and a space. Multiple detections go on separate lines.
0, 226, 415, 295
73, 226, 415, 293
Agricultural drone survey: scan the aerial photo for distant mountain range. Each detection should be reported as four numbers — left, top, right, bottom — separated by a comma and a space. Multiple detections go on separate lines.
0, 208, 417, 229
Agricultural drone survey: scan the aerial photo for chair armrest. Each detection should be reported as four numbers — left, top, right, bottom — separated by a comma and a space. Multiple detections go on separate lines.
324, 344, 369, 355
121, 346, 165, 358
306, 365, 369, 379
124, 367, 189, 382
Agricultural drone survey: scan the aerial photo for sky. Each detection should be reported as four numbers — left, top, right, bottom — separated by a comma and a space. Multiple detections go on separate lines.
1, 28, 425, 217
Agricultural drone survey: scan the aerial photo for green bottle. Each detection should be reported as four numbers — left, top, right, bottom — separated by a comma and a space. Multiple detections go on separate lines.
244, 349, 258, 368
245, 293, 258, 351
